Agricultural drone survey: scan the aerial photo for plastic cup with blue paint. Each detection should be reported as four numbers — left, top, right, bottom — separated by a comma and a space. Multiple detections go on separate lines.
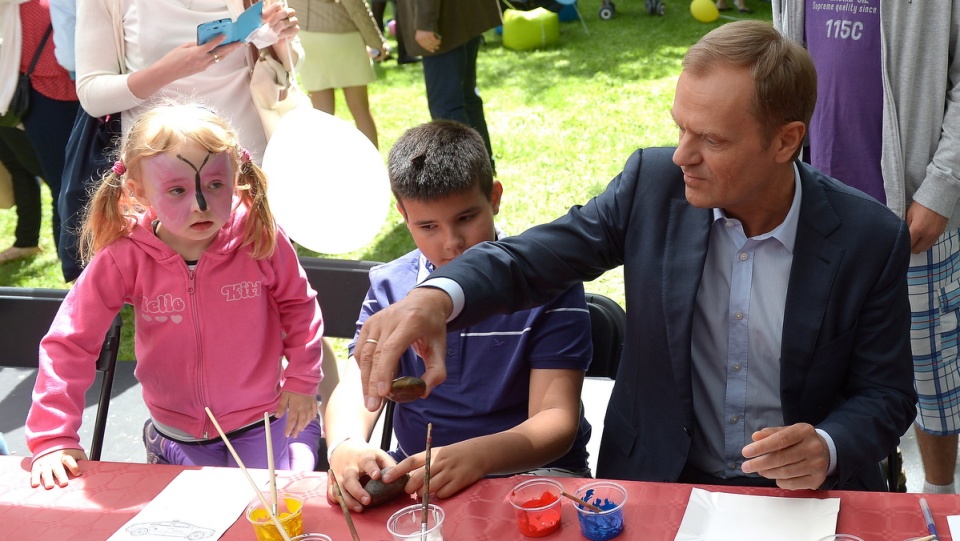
573, 481, 627, 541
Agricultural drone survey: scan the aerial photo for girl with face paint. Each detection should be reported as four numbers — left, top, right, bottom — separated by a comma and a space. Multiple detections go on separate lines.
26, 103, 326, 490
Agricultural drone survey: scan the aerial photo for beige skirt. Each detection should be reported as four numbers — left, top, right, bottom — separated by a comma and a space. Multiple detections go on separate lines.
299, 30, 376, 91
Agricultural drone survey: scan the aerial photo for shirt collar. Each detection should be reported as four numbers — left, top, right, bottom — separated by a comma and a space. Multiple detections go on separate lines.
417, 226, 505, 283
711, 163, 802, 253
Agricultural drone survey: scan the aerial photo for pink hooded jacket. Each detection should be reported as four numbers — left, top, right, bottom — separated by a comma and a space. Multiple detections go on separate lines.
26, 204, 324, 460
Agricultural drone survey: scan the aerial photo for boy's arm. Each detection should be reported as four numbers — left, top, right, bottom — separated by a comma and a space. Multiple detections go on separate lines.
385, 368, 585, 499
324, 358, 395, 512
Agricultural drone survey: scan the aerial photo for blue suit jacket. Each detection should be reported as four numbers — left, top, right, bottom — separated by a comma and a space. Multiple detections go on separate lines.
434, 147, 917, 491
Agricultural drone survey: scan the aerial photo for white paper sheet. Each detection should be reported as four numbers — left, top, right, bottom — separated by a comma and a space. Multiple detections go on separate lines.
674, 488, 841, 541
947, 514, 960, 539
107, 468, 269, 541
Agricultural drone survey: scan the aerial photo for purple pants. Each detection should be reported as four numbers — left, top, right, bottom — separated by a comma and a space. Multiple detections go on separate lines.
144, 416, 321, 471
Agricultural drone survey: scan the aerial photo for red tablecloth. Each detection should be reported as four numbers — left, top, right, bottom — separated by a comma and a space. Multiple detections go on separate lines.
1, 455, 956, 540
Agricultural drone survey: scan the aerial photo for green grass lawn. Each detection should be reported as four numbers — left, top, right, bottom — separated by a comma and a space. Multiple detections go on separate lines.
0, 1, 773, 359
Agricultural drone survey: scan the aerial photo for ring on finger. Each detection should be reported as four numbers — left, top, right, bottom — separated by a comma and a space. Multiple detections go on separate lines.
365, 338, 379, 345
213, 53, 220, 63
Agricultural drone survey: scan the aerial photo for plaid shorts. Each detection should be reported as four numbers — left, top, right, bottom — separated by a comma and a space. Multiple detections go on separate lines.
910, 227, 960, 435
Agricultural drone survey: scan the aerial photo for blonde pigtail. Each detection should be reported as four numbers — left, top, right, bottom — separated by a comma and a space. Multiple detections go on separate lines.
238, 161, 278, 259
78, 172, 138, 263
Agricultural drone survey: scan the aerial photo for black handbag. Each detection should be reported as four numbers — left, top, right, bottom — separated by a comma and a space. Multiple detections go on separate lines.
58, 108, 122, 282
0, 26, 52, 128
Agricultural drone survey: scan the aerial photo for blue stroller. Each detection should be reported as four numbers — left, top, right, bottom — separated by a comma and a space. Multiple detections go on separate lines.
599, 0, 665, 19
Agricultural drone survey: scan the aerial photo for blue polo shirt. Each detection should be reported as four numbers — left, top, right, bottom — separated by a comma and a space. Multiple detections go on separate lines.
349, 249, 594, 473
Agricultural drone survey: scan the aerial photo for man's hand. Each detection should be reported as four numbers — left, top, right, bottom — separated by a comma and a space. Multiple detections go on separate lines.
415, 30, 441, 53
30, 449, 87, 489
356, 287, 452, 412
740, 423, 829, 490
906, 202, 949, 254
326, 439, 397, 512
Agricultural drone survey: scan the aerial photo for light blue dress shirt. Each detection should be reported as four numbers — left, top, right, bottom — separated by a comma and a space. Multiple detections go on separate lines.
688, 163, 835, 479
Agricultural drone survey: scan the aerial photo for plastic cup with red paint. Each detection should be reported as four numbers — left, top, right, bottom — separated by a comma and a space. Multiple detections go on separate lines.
509, 478, 563, 537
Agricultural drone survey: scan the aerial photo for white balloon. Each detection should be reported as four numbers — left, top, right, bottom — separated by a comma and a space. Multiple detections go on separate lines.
262, 107, 391, 254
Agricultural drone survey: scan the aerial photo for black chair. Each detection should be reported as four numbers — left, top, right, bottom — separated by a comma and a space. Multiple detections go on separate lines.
884, 446, 905, 493
299, 257, 380, 340
584, 292, 625, 380
0, 287, 122, 460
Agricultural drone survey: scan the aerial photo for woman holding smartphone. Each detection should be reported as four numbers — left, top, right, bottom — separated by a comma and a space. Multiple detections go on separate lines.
74, 0, 298, 163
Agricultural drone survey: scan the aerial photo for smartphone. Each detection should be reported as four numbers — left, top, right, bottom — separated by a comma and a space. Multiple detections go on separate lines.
196, 1, 264, 46
197, 18, 233, 46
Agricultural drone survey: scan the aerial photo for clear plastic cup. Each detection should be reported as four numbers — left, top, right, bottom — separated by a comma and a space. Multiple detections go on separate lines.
245, 493, 304, 541
508, 478, 563, 537
386, 503, 444, 541
573, 481, 627, 541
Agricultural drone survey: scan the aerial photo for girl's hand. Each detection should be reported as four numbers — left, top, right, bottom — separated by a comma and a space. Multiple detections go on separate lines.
388, 443, 484, 500
30, 449, 88, 489
326, 439, 397, 512
262, 2, 300, 41
276, 391, 318, 438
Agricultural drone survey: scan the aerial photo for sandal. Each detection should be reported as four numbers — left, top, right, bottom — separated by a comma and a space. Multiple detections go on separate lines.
0, 246, 41, 263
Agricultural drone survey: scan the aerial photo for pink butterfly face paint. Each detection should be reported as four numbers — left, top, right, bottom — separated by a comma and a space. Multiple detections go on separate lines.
137, 142, 236, 252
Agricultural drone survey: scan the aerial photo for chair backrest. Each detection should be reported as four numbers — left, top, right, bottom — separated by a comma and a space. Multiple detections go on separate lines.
299, 257, 380, 339
584, 292, 625, 380
0, 286, 122, 460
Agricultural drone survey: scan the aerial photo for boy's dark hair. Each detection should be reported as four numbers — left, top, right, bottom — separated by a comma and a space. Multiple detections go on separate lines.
388, 120, 494, 204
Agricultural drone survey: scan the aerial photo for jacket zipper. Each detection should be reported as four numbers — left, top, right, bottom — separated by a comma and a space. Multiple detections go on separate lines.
188, 266, 208, 439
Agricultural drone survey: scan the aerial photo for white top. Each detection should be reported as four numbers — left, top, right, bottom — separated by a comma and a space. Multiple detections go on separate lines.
76, 0, 268, 162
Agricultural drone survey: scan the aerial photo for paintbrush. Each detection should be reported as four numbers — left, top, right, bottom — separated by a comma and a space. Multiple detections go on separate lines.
204, 407, 292, 541
560, 490, 603, 513
421, 422, 433, 540
329, 469, 361, 541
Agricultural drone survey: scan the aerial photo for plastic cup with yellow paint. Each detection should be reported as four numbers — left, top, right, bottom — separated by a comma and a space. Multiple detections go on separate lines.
245, 492, 304, 541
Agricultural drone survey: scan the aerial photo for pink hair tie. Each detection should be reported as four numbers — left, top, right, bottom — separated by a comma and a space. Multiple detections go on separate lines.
112, 161, 126, 176
239, 148, 251, 163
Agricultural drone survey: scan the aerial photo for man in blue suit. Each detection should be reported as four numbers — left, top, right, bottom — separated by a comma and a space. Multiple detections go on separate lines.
355, 20, 917, 491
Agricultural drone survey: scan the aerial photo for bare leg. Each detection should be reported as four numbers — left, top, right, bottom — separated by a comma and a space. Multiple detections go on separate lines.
342, 85, 379, 148
915, 425, 958, 487
310, 88, 336, 115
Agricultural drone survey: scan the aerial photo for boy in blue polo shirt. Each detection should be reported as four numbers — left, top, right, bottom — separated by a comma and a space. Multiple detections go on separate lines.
324, 120, 593, 511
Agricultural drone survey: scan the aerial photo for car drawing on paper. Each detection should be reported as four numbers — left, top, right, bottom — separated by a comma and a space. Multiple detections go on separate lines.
125, 520, 215, 539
